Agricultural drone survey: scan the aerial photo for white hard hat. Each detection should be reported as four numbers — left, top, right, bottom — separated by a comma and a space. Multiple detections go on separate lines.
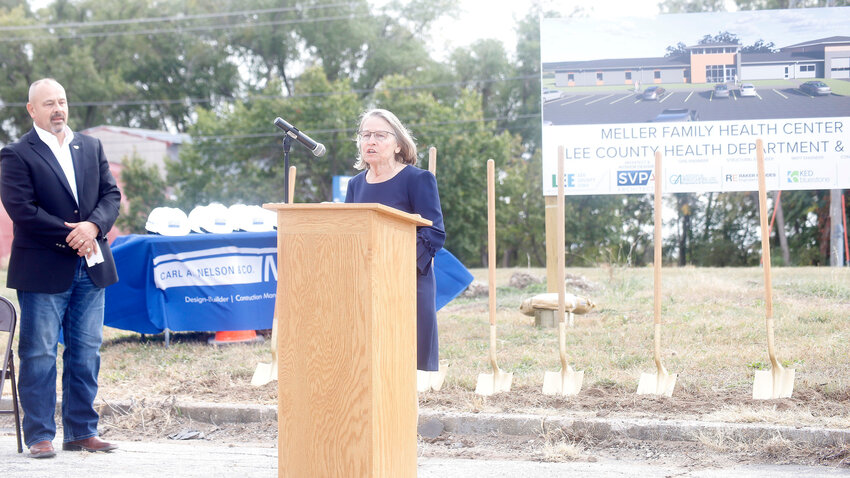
145, 207, 190, 236
187, 205, 208, 233
199, 203, 233, 234
230, 204, 276, 232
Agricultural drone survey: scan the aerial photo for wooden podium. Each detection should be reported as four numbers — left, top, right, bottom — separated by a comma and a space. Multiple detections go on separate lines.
263, 203, 431, 478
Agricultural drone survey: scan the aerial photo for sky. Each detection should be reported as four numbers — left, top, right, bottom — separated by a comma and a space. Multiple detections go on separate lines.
428, 0, 738, 60
541, 6, 850, 63
24, 0, 738, 61
24, 0, 847, 67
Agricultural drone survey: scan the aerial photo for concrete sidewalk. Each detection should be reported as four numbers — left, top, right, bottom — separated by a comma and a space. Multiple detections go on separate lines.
2, 401, 849, 476
0, 435, 847, 477
109, 400, 850, 448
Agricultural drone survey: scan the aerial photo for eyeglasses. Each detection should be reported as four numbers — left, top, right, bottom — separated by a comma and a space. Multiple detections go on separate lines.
357, 130, 395, 142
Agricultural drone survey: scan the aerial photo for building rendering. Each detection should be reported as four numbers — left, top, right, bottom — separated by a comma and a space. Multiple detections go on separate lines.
544, 36, 850, 87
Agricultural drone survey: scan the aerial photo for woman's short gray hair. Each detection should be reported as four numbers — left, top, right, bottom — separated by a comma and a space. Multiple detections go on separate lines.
353, 109, 417, 170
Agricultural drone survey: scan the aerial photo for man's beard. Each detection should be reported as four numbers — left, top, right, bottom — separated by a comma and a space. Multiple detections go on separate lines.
50, 115, 65, 133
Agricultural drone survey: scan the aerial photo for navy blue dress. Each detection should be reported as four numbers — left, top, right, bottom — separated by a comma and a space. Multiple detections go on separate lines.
345, 165, 446, 371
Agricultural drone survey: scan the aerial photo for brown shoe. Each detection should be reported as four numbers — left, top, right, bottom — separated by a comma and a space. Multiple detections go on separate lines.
29, 440, 56, 459
62, 436, 118, 452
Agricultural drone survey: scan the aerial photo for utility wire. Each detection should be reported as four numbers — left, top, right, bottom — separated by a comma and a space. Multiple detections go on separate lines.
0, 3, 359, 31
179, 113, 542, 141
0, 74, 540, 108
86, 113, 541, 149
0, 12, 372, 42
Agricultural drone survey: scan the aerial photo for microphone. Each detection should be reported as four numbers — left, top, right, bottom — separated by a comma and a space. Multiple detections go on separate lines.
273, 117, 326, 157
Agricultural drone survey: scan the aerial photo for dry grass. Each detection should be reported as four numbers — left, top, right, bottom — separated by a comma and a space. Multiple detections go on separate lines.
703, 404, 850, 429
538, 424, 594, 462
695, 428, 820, 463
442, 266, 849, 395
2, 266, 850, 427
540, 439, 587, 462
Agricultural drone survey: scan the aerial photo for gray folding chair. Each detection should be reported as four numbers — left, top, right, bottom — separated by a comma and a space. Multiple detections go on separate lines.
0, 296, 23, 453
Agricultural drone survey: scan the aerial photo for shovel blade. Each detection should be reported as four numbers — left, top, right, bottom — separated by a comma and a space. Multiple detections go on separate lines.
417, 367, 447, 393
636, 372, 677, 397
475, 369, 513, 396
753, 367, 795, 399
542, 368, 584, 396
250, 362, 277, 387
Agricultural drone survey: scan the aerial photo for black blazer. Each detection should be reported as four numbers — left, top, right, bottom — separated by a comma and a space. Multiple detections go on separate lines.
0, 128, 121, 293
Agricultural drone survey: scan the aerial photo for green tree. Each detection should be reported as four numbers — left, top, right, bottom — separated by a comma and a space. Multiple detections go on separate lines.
0, 0, 240, 138
491, 12, 548, 266
740, 39, 777, 53
0, 4, 37, 143
659, 0, 728, 13
168, 69, 361, 210
736, 0, 850, 9
371, 75, 518, 265
115, 153, 168, 234
779, 190, 830, 265
497, 148, 546, 266
688, 193, 759, 266
449, 39, 513, 120
221, 0, 453, 95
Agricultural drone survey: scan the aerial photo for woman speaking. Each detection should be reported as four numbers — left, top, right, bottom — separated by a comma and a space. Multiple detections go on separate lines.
344, 109, 445, 372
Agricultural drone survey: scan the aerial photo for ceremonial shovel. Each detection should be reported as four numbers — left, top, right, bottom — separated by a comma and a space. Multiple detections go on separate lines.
250, 316, 278, 386
475, 159, 513, 396
636, 152, 677, 397
542, 147, 583, 396
752, 139, 795, 400
251, 166, 297, 386
418, 147, 447, 392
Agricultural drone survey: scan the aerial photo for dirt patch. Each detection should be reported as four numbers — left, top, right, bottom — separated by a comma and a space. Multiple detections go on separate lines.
12, 266, 845, 469
419, 384, 850, 425
85, 383, 850, 470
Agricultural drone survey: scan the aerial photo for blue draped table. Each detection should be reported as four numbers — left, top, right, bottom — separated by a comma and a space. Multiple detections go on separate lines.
105, 232, 472, 335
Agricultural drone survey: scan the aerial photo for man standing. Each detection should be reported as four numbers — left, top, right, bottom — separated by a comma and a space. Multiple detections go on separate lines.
0, 78, 121, 458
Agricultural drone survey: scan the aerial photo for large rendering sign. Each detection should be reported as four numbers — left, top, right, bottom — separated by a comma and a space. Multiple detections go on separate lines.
541, 8, 850, 196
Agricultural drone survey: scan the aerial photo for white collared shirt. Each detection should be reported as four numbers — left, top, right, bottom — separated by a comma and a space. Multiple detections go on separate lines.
34, 124, 78, 205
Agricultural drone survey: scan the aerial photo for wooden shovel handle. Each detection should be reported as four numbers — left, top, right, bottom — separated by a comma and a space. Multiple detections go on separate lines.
653, 152, 664, 369
288, 166, 296, 204
556, 147, 568, 368
556, 147, 566, 326
756, 140, 772, 318
487, 158, 500, 370
756, 139, 779, 367
487, 159, 496, 327
429, 147, 437, 176
654, 152, 662, 326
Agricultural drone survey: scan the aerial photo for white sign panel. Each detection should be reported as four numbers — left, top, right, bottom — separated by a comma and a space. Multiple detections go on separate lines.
541, 8, 850, 195
542, 117, 848, 195
152, 245, 278, 290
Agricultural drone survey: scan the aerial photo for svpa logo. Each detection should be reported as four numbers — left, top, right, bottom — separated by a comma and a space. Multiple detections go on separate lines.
617, 170, 652, 186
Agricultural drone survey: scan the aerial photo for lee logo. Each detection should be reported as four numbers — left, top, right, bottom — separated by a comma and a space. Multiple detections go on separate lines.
551, 173, 576, 188
617, 170, 652, 186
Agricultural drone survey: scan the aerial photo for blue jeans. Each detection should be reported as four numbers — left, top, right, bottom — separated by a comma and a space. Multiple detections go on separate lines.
17, 259, 105, 447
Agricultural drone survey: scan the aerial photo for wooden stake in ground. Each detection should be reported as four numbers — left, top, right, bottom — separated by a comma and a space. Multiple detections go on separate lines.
475, 159, 513, 396
542, 146, 583, 396
417, 147, 447, 392
636, 151, 677, 397
752, 139, 795, 400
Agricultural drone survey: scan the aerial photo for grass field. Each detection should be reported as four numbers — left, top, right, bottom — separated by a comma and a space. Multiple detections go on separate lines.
3, 265, 848, 414
443, 266, 849, 393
